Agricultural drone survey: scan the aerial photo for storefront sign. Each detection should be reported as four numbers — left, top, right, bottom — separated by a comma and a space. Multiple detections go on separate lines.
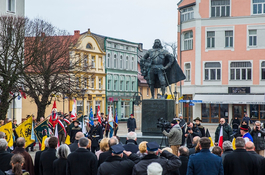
228, 87, 250, 94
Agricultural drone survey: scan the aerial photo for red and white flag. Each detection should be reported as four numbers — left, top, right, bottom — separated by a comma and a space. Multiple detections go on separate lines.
97, 106, 102, 124
71, 99, 77, 121
218, 126, 224, 149
54, 124, 60, 147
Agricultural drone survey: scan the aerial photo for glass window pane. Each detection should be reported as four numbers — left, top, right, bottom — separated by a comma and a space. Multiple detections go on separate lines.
221, 6, 225, 16
211, 7, 215, 17
205, 69, 209, 80
225, 37, 229, 47
210, 69, 216, 80
220, 104, 228, 121
207, 38, 210, 48
212, 38, 215, 47
253, 4, 257, 14
230, 37, 233, 47
226, 6, 230, 16
250, 105, 259, 121
258, 4, 262, 13
260, 105, 265, 120
211, 104, 219, 123
217, 69, 221, 80
231, 69, 235, 79
253, 36, 257, 46
216, 6, 220, 16
249, 30, 257, 35
262, 68, 265, 79
249, 36, 252, 46
264, 4, 265, 13
247, 69, 251, 80
236, 69, 240, 80
202, 104, 210, 123
242, 69, 246, 80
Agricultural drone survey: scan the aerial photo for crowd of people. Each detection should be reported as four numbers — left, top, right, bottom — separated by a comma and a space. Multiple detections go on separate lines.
1, 111, 265, 175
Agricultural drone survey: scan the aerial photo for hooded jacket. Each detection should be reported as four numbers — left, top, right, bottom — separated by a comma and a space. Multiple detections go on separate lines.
163, 124, 182, 146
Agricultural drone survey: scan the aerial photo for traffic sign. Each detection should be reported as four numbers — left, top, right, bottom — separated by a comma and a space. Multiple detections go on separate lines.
190, 100, 203, 103
179, 100, 190, 103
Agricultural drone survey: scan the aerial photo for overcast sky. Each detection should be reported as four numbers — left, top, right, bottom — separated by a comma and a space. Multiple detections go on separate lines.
25, 0, 179, 49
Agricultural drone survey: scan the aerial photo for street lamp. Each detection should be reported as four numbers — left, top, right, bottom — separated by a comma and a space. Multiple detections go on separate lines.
80, 88, 86, 115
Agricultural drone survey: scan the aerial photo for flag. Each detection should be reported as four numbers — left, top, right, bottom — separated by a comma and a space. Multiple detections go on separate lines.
41, 135, 47, 151
0, 122, 13, 147
205, 129, 214, 147
34, 119, 50, 146
218, 126, 224, 149
19, 89, 26, 99
78, 115, 87, 134
15, 116, 35, 148
232, 137, 236, 150
89, 107, 94, 126
65, 135, 71, 145
108, 106, 114, 128
115, 108, 118, 126
54, 124, 59, 147
97, 106, 102, 124
49, 101, 58, 128
71, 99, 77, 120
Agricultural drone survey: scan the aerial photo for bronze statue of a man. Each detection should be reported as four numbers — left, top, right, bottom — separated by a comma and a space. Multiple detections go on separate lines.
140, 39, 186, 99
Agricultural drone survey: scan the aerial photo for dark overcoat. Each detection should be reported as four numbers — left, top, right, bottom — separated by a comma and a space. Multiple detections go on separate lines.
127, 118, 136, 132
53, 158, 68, 175
39, 148, 57, 175
0, 150, 13, 172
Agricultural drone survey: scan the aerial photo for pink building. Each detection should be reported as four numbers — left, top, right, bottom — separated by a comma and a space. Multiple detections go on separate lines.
177, 0, 265, 124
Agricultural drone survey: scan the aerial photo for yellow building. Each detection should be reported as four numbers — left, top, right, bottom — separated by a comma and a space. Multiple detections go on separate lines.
70, 29, 106, 115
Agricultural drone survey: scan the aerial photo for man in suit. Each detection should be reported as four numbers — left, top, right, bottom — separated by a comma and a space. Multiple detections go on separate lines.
39, 137, 58, 175
0, 139, 13, 172
186, 137, 223, 175
69, 132, 84, 152
123, 132, 139, 153
223, 137, 258, 175
67, 137, 97, 175
34, 137, 49, 175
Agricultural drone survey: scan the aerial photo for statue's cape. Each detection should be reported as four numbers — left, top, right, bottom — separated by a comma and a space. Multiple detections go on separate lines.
154, 59, 186, 88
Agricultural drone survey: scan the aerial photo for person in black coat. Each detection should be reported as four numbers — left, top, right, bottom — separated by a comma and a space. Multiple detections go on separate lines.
39, 137, 58, 175
34, 138, 49, 175
88, 118, 103, 153
246, 141, 265, 175
185, 122, 202, 148
179, 114, 186, 146
223, 137, 258, 175
127, 114, 136, 132
67, 137, 97, 175
98, 137, 118, 166
53, 144, 70, 175
0, 139, 13, 172
176, 146, 189, 175
98, 145, 136, 175
123, 132, 139, 153
68, 132, 84, 152
70, 121, 82, 143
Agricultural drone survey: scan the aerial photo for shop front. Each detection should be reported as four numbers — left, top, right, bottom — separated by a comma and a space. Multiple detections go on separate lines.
107, 97, 133, 121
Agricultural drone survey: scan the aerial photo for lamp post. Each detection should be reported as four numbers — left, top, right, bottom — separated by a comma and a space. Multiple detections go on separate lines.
80, 88, 86, 115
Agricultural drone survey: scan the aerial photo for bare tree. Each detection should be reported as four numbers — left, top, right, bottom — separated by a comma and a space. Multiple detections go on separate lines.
0, 16, 31, 120
163, 41, 177, 59
21, 19, 81, 121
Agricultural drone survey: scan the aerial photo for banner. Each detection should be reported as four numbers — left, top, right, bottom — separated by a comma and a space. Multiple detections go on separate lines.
15, 116, 35, 148
34, 119, 50, 144
0, 122, 13, 147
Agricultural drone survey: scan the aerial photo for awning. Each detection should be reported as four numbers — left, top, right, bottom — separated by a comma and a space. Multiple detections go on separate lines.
193, 94, 265, 104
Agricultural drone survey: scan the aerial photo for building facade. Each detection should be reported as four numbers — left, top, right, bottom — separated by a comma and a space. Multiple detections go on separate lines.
105, 38, 138, 120
178, 0, 265, 123
1, 0, 25, 123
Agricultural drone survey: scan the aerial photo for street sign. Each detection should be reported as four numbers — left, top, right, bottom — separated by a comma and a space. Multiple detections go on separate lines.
190, 103, 195, 106
190, 100, 203, 103
179, 100, 190, 103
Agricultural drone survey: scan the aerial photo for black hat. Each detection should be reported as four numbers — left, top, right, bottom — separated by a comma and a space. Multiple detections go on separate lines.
146, 142, 159, 152
193, 117, 202, 122
73, 120, 80, 124
240, 125, 248, 131
111, 144, 124, 154
93, 117, 98, 121
171, 120, 177, 125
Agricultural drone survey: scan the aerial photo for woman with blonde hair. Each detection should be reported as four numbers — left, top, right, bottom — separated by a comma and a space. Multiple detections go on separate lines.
96, 138, 110, 159
5, 154, 29, 175
136, 141, 148, 158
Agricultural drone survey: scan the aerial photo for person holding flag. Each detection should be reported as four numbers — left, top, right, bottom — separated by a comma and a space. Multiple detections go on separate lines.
88, 116, 103, 153
214, 118, 233, 148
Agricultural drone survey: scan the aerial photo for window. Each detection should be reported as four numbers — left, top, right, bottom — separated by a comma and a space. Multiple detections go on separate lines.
132, 82, 134, 91
207, 31, 215, 48
95, 101, 100, 114
184, 31, 193, 50
249, 30, 257, 47
261, 61, 265, 80
185, 63, 191, 82
202, 104, 228, 123
108, 80, 111, 90
126, 46, 129, 50
120, 55, 123, 69
91, 78, 94, 89
225, 31, 233, 47
114, 80, 117, 90
181, 7, 194, 22
99, 78, 102, 89
114, 44, 117, 48
253, 0, 265, 14
126, 56, 129, 69
230, 62, 252, 80
131, 57, 134, 70
120, 81, 123, 90
126, 81, 129, 91
114, 55, 117, 68
107, 53, 110, 67
84, 79, 87, 89
205, 62, 221, 80
92, 56, 95, 68
211, 0, 230, 17
86, 43, 92, 49
7, 0, 15, 13
84, 55, 88, 67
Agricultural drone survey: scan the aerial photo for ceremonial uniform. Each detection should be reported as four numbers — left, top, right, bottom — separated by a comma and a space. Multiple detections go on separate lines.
88, 123, 103, 153
70, 121, 82, 143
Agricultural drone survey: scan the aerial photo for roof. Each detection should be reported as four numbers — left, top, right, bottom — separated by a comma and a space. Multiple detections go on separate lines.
177, 0, 196, 9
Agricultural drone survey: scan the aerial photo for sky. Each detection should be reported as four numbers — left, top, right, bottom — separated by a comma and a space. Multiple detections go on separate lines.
25, 0, 179, 49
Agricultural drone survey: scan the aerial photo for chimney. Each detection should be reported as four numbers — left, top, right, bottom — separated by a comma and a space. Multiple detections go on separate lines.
74, 30, 80, 39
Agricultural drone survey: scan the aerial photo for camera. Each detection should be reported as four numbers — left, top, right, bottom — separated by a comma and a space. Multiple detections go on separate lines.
187, 127, 192, 131
157, 118, 171, 131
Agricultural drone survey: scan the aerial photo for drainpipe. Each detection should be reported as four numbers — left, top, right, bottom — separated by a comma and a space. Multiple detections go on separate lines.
179, 9, 183, 114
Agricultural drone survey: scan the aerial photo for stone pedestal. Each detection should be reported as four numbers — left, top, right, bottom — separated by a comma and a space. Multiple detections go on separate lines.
142, 99, 175, 136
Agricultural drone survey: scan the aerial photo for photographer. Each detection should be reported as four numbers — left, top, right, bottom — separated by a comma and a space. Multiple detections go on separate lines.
185, 122, 202, 148
162, 120, 182, 155
250, 121, 265, 156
